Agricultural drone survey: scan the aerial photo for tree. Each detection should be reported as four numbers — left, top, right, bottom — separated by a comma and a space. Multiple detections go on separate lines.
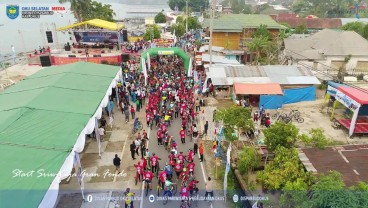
308, 171, 360, 208
279, 178, 310, 208
230, 0, 252, 14
59, 0, 90, 22
263, 122, 299, 152
246, 36, 269, 64
171, 23, 185, 37
184, 16, 201, 30
143, 25, 161, 41
168, 0, 204, 12
154, 12, 167, 23
237, 147, 261, 175
80, 0, 115, 22
299, 128, 333, 149
214, 106, 254, 141
295, 24, 308, 34
341, 22, 368, 39
252, 24, 272, 39
257, 147, 308, 190
176, 16, 184, 24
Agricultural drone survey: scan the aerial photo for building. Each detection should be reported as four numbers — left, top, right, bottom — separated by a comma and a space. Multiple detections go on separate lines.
284, 29, 368, 75
207, 65, 320, 108
203, 14, 286, 50
274, 13, 342, 33
299, 145, 368, 186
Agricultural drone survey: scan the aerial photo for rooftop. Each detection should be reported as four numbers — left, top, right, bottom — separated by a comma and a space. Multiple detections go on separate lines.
276, 17, 342, 29
299, 145, 368, 186
203, 14, 286, 32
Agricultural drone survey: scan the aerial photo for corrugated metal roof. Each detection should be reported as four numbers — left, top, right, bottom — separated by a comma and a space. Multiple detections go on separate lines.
287, 76, 321, 85
199, 45, 224, 52
208, 67, 227, 78
211, 77, 229, 86
202, 54, 240, 64
224, 65, 265, 77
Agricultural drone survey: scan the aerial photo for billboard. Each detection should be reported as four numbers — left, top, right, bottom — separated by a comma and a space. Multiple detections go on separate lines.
74, 31, 124, 43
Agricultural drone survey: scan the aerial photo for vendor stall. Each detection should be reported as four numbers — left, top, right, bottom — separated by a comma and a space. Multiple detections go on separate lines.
330, 86, 368, 136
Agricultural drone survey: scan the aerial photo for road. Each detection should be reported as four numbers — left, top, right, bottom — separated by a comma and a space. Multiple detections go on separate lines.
137, 115, 225, 208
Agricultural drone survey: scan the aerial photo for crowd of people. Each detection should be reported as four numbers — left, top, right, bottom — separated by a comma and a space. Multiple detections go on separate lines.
113, 53, 214, 207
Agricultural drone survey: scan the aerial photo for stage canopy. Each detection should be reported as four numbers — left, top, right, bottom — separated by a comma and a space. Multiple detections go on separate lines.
0, 62, 120, 208
57, 19, 124, 31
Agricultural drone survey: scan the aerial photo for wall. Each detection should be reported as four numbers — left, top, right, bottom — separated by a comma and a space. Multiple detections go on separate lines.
212, 32, 241, 50
51, 55, 121, 65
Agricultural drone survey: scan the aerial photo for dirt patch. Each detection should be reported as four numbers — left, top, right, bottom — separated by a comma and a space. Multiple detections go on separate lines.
89, 165, 116, 183
105, 141, 124, 152
81, 153, 100, 168
213, 99, 234, 109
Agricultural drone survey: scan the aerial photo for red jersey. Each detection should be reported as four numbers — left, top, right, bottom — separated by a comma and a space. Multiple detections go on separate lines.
180, 130, 185, 138
150, 156, 159, 166
144, 171, 154, 181
141, 158, 147, 168
134, 164, 143, 174
159, 171, 167, 182
188, 151, 194, 161
174, 163, 183, 172
177, 154, 185, 161
187, 163, 195, 171
168, 154, 176, 161
157, 130, 162, 138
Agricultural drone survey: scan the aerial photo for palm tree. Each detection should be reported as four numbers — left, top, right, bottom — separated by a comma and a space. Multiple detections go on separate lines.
59, 0, 90, 22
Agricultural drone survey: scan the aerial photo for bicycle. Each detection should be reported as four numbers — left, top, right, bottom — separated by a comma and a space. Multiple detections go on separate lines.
288, 110, 304, 123
162, 185, 176, 205
272, 109, 283, 119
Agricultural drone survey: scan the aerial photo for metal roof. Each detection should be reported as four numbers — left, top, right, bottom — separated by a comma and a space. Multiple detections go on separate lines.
208, 65, 320, 85
202, 54, 240, 64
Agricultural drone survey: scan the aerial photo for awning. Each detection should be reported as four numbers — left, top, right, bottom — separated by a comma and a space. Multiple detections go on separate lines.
234, 83, 283, 95
57, 19, 124, 31
338, 86, 368, 104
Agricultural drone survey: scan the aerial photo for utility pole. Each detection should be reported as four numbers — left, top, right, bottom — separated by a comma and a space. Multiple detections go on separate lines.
209, 0, 214, 67
186, 0, 188, 36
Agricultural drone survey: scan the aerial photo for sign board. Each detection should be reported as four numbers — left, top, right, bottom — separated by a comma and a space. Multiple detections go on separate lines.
74, 31, 123, 43
335, 90, 361, 111
327, 85, 338, 95
158, 50, 174, 55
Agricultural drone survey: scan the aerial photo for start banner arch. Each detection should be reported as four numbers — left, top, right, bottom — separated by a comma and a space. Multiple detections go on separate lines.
139, 47, 191, 74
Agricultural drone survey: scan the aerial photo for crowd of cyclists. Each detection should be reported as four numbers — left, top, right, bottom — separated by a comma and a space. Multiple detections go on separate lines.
121, 54, 206, 208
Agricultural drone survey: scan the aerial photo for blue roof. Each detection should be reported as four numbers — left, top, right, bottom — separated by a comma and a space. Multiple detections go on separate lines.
327, 81, 348, 89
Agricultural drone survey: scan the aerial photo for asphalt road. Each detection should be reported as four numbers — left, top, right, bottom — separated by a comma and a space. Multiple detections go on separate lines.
137, 115, 224, 208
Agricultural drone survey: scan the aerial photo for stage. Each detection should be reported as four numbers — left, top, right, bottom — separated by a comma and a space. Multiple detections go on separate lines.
338, 118, 368, 134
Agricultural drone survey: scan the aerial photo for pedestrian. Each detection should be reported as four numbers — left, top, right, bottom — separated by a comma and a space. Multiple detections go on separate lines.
204, 121, 209, 135
199, 142, 204, 162
259, 105, 264, 117
130, 105, 135, 119
212, 110, 216, 122
140, 138, 146, 158
253, 111, 259, 122
136, 99, 140, 112
134, 138, 141, 156
205, 177, 214, 201
124, 106, 130, 122
193, 141, 198, 155
98, 126, 105, 141
130, 141, 136, 160
113, 154, 121, 173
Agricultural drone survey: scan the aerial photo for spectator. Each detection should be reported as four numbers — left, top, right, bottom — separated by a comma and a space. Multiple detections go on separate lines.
130, 141, 136, 160
113, 154, 121, 173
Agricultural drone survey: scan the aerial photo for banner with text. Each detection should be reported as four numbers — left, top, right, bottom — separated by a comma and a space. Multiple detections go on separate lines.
335, 90, 361, 111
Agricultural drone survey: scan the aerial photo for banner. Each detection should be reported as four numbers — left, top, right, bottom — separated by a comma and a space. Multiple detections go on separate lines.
158, 50, 174, 55
335, 90, 361, 111
74, 31, 123, 43
327, 85, 338, 96
224, 143, 231, 200
187, 57, 193, 77
147, 53, 151, 71
142, 57, 148, 86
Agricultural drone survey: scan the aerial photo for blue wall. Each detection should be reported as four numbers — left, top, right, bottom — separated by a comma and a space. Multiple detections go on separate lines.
260, 86, 316, 109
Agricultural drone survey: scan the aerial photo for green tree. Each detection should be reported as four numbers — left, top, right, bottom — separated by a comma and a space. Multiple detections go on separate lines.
154, 12, 167, 23
257, 147, 307, 190
214, 106, 254, 141
279, 178, 310, 208
341, 22, 365, 34
252, 24, 272, 39
308, 171, 360, 208
246, 36, 269, 63
350, 182, 368, 207
295, 24, 308, 34
168, 0, 204, 12
59, 0, 90, 22
263, 122, 299, 152
143, 25, 161, 41
230, 0, 252, 14
299, 128, 333, 149
171, 23, 185, 37
237, 147, 261, 175
184, 16, 201, 30
80, 0, 115, 22
176, 16, 184, 24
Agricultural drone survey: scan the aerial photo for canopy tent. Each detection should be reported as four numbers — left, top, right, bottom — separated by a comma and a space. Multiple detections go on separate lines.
139, 47, 191, 74
234, 83, 283, 95
0, 62, 121, 208
57, 19, 124, 31
331, 86, 368, 136
326, 81, 348, 96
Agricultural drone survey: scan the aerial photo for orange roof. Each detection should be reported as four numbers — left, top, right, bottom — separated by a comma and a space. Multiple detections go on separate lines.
234, 83, 283, 95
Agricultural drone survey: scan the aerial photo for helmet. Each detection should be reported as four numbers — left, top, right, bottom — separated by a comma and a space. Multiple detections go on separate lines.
183, 168, 187, 171
126, 188, 130, 192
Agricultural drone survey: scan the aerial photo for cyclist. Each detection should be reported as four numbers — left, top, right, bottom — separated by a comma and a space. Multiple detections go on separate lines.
157, 129, 163, 146
124, 188, 135, 208
159, 168, 167, 190
134, 161, 143, 182
150, 153, 160, 174
170, 146, 178, 156
164, 163, 173, 180
171, 139, 177, 149
180, 183, 189, 201
189, 178, 199, 195
133, 118, 140, 129
163, 178, 176, 198
187, 161, 195, 175
177, 152, 186, 164
145, 149, 151, 167
179, 168, 189, 182
143, 130, 149, 140
143, 168, 154, 191
174, 160, 183, 178
187, 149, 194, 163
168, 152, 176, 167
179, 128, 186, 144
140, 156, 147, 171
